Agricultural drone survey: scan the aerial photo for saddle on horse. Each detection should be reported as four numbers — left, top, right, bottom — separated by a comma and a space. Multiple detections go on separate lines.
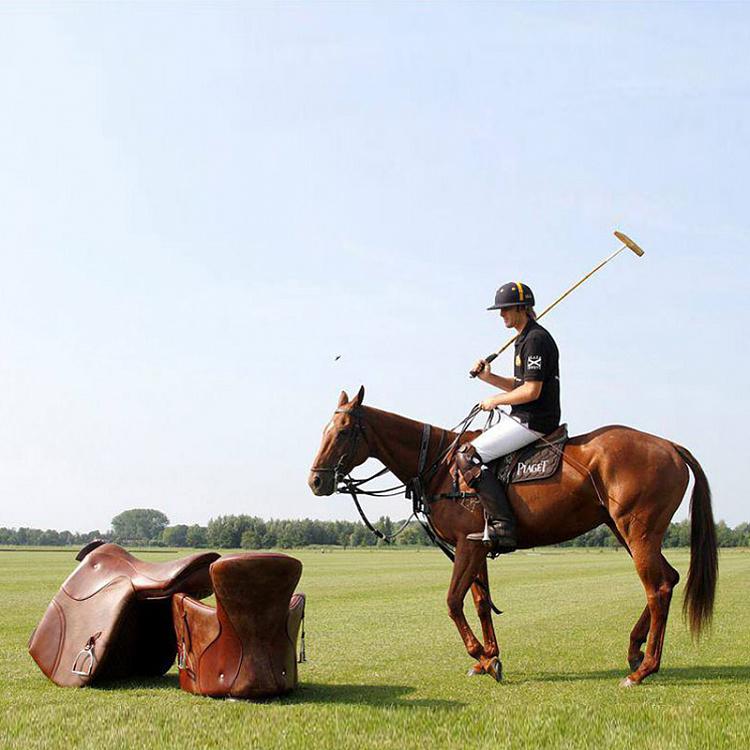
460, 424, 569, 553
28, 541, 219, 687
493, 423, 569, 486
172, 552, 306, 699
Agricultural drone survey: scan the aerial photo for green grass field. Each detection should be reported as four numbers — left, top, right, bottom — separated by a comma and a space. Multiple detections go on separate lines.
1, 547, 748, 749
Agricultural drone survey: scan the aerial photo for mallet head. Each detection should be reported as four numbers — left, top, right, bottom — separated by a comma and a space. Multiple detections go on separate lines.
613, 230, 645, 256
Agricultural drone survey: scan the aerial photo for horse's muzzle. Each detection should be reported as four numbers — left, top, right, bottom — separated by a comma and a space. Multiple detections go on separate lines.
308, 470, 335, 496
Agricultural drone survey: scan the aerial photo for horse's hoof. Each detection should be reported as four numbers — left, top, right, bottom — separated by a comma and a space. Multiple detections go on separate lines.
628, 653, 644, 672
620, 676, 638, 688
486, 657, 503, 682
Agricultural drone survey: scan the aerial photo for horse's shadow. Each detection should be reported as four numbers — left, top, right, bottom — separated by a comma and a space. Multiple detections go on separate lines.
98, 675, 463, 709
515, 665, 750, 685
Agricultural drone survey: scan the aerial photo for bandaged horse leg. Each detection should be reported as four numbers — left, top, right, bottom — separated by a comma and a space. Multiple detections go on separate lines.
455, 443, 517, 552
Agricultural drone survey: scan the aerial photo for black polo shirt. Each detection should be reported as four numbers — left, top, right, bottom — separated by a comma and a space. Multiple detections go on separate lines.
510, 319, 561, 434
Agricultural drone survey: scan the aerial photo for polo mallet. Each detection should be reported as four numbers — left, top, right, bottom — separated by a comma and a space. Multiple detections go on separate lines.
469, 230, 645, 377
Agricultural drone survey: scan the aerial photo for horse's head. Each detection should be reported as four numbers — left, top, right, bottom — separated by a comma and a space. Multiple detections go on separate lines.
308, 386, 370, 496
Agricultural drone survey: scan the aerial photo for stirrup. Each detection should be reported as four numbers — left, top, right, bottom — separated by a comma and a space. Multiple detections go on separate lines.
467, 520, 516, 551
71, 635, 99, 677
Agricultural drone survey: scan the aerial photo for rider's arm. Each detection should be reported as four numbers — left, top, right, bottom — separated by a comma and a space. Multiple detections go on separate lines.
479, 334, 549, 410
481, 381, 542, 409
472, 360, 514, 391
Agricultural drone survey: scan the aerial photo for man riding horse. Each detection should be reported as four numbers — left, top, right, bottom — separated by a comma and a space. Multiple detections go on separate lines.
459, 282, 560, 553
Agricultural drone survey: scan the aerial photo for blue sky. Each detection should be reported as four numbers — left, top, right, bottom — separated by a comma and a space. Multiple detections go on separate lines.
0, 2, 747, 531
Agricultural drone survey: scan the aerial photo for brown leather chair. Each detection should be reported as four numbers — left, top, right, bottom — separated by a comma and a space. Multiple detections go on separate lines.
29, 541, 219, 687
172, 552, 305, 699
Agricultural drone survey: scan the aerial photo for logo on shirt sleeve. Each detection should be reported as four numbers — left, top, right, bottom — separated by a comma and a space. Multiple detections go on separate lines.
527, 355, 542, 370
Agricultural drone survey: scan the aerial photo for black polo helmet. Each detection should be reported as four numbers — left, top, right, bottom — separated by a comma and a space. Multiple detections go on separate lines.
487, 282, 535, 310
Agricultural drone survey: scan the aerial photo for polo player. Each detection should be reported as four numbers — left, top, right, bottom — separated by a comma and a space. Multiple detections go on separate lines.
458, 282, 561, 553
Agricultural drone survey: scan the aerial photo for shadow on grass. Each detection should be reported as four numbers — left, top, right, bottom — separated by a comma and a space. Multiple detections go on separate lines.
96, 675, 464, 709
515, 665, 750, 685
283, 682, 463, 708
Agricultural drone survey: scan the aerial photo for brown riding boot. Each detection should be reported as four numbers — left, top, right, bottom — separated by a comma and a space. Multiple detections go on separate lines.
456, 444, 517, 553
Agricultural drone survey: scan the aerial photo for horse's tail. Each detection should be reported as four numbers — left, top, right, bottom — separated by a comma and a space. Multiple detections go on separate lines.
672, 443, 717, 638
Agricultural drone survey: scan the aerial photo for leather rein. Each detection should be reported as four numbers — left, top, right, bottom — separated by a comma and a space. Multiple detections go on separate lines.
312, 404, 501, 614
311, 405, 481, 546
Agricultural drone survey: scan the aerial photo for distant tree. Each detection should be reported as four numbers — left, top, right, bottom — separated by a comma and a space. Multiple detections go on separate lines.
81, 530, 105, 544
207, 516, 243, 548
715, 521, 735, 547
185, 524, 208, 548
376, 516, 394, 546
240, 529, 259, 549
277, 522, 303, 548
162, 524, 189, 547
676, 520, 691, 547
0, 528, 16, 544
26, 528, 43, 545
397, 523, 428, 545
39, 529, 61, 546
349, 525, 375, 547
733, 522, 750, 546
111, 509, 169, 544
260, 529, 278, 548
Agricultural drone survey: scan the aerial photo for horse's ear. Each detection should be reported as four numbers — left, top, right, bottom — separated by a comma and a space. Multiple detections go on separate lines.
338, 390, 349, 407
352, 385, 365, 407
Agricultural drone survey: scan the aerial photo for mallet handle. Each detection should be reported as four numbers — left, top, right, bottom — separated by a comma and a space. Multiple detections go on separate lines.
470, 235, 641, 378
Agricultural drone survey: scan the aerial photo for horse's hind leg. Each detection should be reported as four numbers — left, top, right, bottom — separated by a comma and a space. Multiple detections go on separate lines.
628, 555, 680, 672
622, 543, 679, 686
604, 516, 677, 673
603, 516, 651, 671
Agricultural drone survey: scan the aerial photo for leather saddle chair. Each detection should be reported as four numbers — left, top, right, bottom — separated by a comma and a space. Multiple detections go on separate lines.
29, 541, 219, 687
172, 552, 306, 699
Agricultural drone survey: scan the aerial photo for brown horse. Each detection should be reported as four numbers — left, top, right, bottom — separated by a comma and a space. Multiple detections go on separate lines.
308, 387, 717, 686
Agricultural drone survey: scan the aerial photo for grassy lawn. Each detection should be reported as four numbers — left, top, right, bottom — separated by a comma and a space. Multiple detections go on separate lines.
1, 546, 748, 749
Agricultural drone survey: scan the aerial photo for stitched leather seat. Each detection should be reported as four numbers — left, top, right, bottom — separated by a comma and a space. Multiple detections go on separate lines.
29, 541, 219, 687
173, 552, 306, 699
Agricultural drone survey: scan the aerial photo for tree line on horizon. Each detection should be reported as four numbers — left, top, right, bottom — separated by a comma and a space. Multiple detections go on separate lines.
2, 508, 749, 549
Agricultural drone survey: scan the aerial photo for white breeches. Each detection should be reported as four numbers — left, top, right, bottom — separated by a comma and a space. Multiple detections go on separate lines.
470, 412, 543, 463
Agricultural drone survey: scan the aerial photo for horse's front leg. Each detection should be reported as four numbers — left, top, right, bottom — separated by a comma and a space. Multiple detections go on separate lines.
467, 560, 502, 681
446, 537, 497, 676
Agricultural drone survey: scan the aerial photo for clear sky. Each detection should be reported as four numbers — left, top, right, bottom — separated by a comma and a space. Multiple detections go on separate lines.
0, 2, 747, 532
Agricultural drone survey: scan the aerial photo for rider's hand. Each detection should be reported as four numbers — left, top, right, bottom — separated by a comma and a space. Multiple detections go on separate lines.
471, 359, 489, 380
479, 396, 501, 412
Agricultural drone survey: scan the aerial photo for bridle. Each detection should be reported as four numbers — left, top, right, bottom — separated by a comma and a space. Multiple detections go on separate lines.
310, 407, 369, 488
311, 403, 503, 614
311, 405, 478, 544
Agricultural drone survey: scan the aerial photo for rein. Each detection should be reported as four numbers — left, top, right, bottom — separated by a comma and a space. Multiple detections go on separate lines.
322, 404, 486, 543
315, 403, 501, 614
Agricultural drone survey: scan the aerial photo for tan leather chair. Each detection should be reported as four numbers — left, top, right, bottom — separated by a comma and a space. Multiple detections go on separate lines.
172, 552, 305, 699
